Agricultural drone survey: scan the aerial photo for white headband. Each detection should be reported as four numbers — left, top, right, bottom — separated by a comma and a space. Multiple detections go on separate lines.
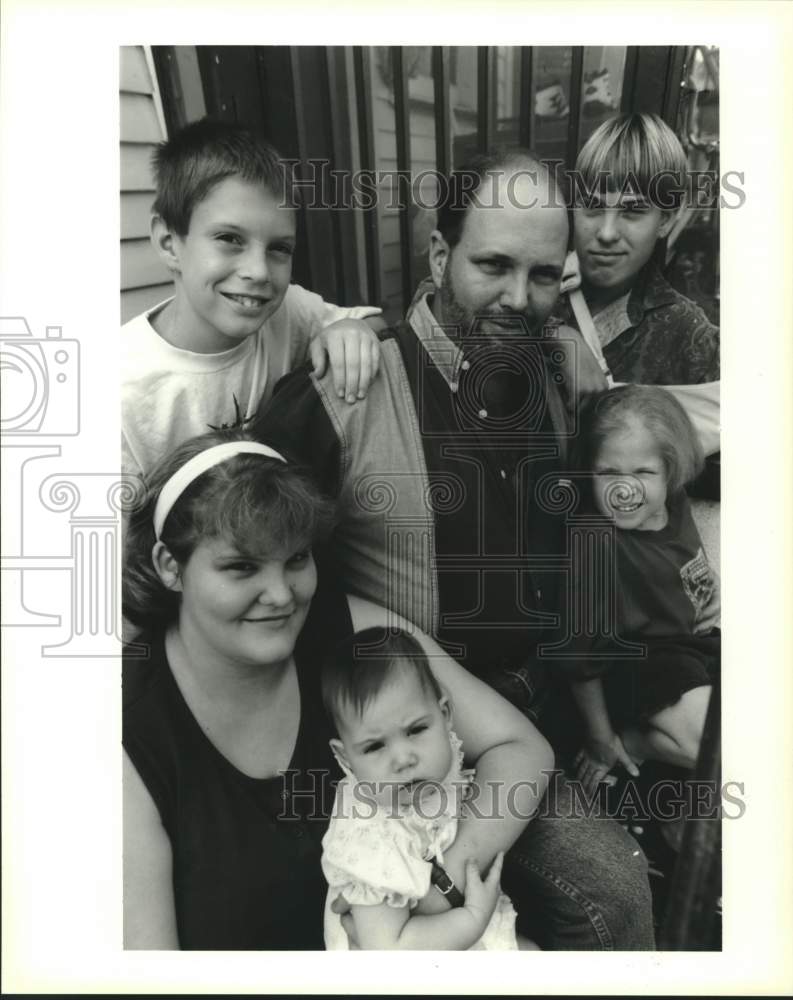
153, 442, 287, 540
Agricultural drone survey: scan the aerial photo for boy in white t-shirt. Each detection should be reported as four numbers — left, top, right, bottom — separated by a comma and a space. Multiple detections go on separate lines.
122, 118, 384, 480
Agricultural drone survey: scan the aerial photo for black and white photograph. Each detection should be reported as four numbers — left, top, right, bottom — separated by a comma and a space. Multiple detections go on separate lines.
2, 3, 792, 995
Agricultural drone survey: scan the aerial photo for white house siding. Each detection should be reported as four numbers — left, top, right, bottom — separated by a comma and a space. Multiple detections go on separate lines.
120, 46, 172, 322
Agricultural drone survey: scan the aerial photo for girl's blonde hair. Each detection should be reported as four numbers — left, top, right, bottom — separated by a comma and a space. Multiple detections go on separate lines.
575, 385, 704, 495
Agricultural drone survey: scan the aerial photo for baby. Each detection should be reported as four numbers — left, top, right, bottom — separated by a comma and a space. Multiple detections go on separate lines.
320, 627, 519, 950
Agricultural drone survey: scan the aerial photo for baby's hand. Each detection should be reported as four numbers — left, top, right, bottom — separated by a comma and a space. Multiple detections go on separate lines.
461, 852, 504, 935
310, 318, 381, 403
329, 893, 360, 949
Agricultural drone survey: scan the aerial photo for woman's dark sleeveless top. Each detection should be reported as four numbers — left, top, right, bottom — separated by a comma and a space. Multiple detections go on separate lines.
122, 582, 349, 950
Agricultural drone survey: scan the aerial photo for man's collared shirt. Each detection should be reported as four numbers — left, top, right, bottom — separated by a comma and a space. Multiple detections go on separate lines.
255, 294, 574, 680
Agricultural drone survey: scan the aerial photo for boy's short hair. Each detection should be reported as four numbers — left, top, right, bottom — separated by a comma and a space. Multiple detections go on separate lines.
575, 112, 689, 210
152, 117, 293, 235
321, 628, 443, 733
575, 384, 705, 495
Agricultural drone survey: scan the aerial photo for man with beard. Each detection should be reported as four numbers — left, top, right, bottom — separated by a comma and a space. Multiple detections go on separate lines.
253, 148, 655, 950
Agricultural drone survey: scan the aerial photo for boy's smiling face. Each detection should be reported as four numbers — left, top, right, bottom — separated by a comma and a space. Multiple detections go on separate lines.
163, 176, 296, 353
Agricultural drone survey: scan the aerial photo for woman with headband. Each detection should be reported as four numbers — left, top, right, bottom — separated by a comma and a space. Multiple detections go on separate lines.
122, 428, 553, 950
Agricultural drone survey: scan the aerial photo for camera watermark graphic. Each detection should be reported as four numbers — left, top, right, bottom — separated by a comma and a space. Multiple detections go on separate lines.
1, 316, 133, 655
0, 318, 80, 436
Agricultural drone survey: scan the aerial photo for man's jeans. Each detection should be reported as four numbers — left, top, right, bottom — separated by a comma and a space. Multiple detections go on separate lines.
486, 663, 655, 950
502, 770, 655, 950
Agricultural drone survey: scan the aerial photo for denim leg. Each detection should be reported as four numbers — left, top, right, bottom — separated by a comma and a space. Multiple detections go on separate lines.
502, 771, 656, 950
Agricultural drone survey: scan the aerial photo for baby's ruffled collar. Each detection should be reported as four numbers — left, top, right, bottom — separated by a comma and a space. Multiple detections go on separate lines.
445, 728, 474, 790
398, 729, 473, 863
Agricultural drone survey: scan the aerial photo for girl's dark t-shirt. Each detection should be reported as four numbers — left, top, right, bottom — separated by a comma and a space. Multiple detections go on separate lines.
123, 582, 350, 950
613, 490, 716, 637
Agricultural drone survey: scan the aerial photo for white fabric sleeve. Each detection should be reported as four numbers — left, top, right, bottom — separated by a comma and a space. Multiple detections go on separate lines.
608, 380, 720, 457
285, 284, 381, 338
321, 822, 431, 908
657, 381, 720, 457
121, 430, 145, 483
321, 786, 431, 909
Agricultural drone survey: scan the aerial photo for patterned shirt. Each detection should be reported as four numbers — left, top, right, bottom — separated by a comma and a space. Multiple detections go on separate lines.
565, 265, 720, 385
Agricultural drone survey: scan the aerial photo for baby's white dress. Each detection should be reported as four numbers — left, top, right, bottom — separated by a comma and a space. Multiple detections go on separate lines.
321, 731, 518, 950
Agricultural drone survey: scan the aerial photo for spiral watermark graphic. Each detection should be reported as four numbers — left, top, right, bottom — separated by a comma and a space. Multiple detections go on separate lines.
425, 472, 466, 515
353, 475, 400, 515
601, 475, 647, 514
534, 473, 583, 515
108, 474, 147, 517
39, 475, 81, 514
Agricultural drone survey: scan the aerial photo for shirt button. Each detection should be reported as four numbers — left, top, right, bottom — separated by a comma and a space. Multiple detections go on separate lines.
461, 360, 470, 371
500, 469, 507, 480
478, 408, 488, 419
